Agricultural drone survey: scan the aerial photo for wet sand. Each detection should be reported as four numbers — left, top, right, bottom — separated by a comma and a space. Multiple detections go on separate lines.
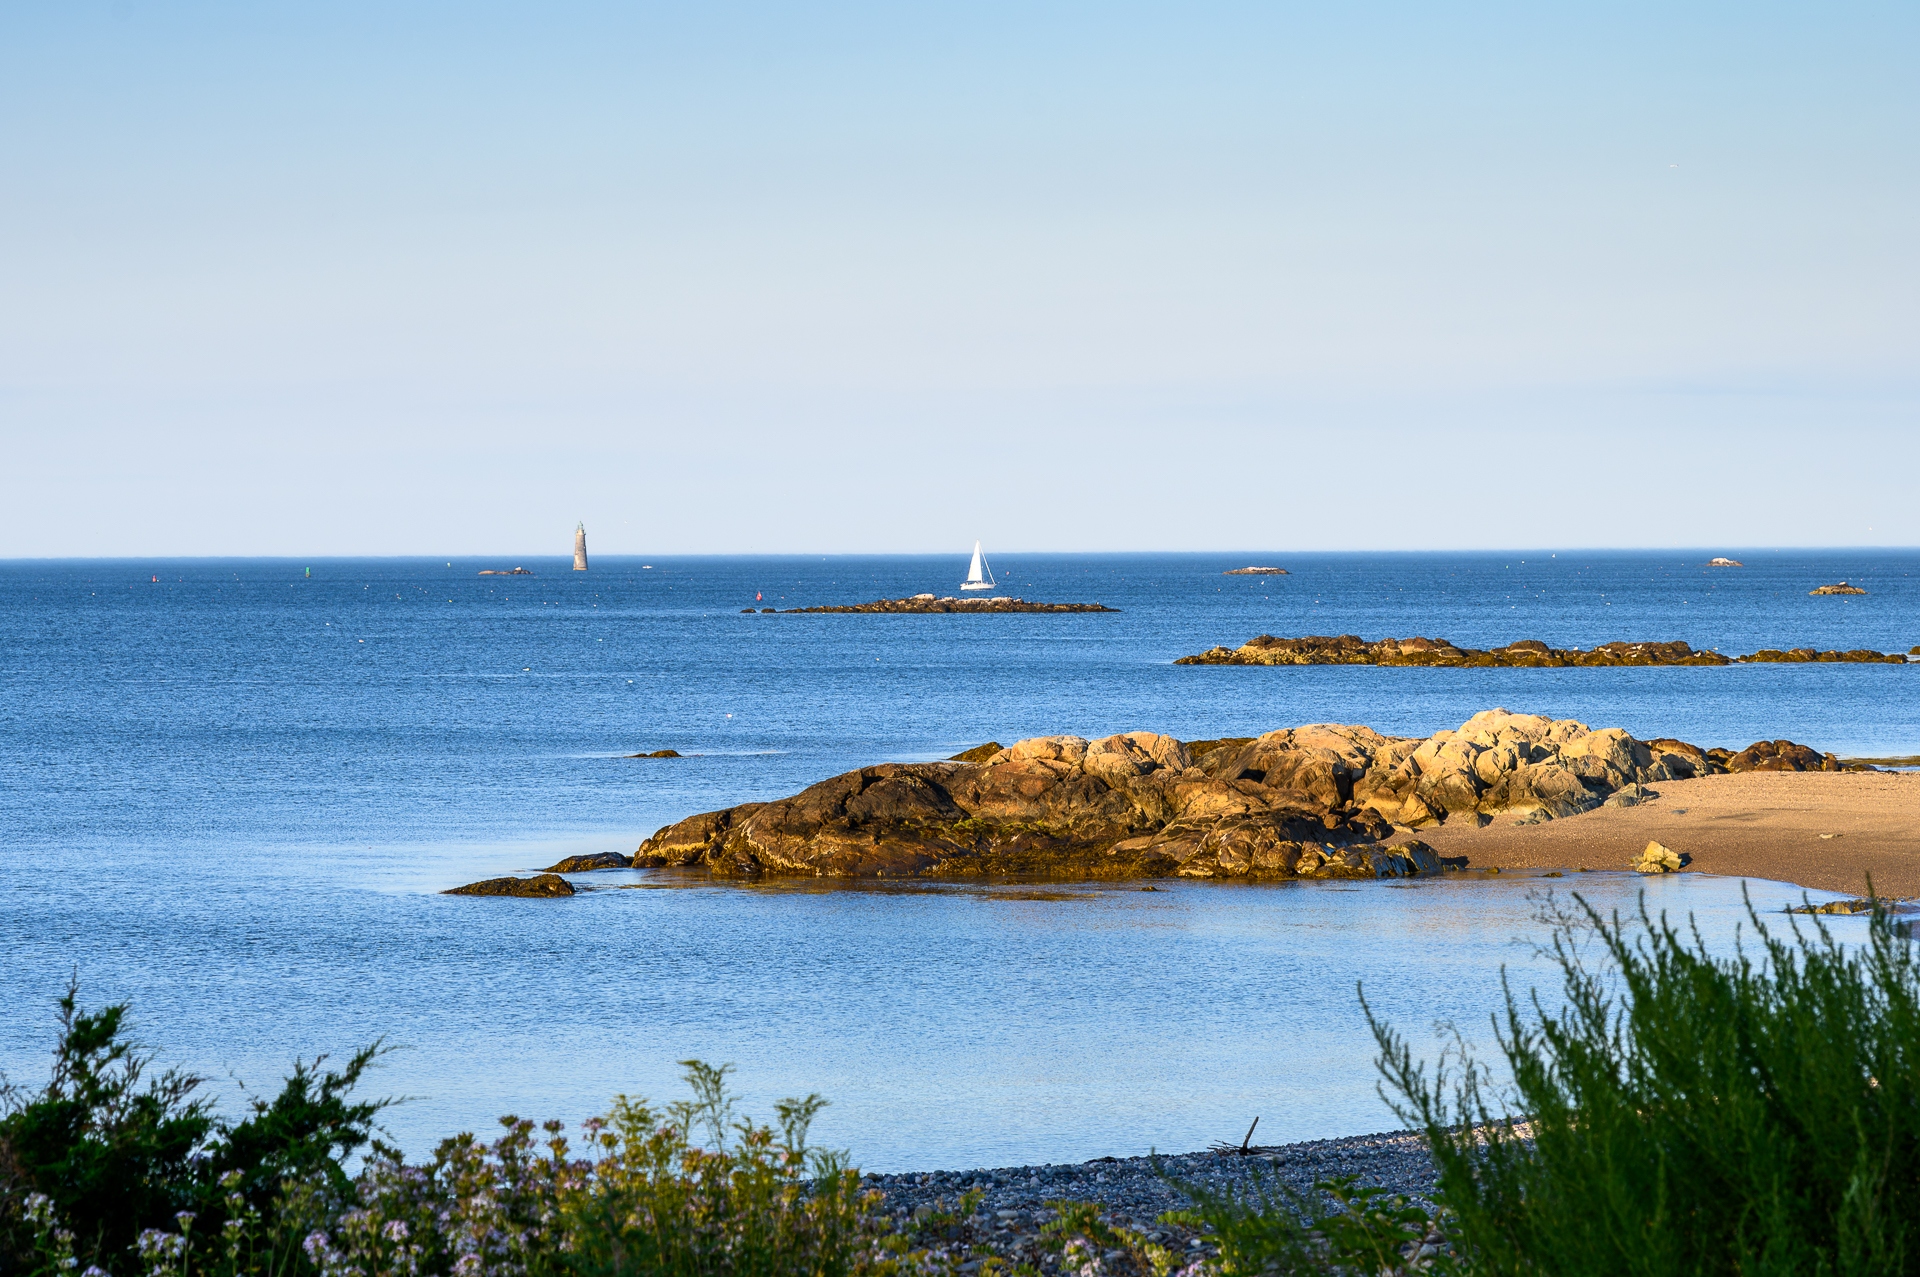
1412, 770, 1920, 897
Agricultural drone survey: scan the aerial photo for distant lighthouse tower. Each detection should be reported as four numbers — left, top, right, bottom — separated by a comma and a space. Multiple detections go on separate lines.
573, 522, 589, 571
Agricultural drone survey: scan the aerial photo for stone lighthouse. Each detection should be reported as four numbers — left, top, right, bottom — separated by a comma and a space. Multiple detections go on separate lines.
573, 522, 588, 571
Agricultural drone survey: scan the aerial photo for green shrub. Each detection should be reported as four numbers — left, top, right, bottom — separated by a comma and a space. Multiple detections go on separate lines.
4, 996, 958, 1277
0, 979, 388, 1276
1372, 892, 1920, 1276
304, 1064, 938, 1277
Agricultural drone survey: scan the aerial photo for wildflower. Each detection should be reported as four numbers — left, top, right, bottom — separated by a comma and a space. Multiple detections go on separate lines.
136, 1230, 187, 1262
384, 1220, 411, 1242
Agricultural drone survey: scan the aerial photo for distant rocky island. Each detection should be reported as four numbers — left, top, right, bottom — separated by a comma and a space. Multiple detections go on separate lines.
478, 568, 534, 576
1175, 634, 1912, 667
747, 595, 1118, 614
1709, 558, 1743, 566
1810, 582, 1867, 595
1223, 566, 1288, 575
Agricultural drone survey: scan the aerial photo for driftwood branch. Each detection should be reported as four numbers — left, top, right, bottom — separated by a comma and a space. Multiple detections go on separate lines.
1209, 1116, 1260, 1155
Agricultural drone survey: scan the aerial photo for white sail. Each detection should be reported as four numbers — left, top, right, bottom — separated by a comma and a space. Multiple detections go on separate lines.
961, 540, 996, 590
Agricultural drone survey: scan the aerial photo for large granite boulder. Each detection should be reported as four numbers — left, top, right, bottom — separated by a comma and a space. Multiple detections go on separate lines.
633, 710, 1761, 881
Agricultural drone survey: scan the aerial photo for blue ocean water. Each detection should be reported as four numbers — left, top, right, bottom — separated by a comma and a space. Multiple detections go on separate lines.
1, 550, 1914, 1169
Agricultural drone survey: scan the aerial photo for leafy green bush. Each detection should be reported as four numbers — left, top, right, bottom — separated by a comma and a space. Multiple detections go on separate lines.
0, 979, 388, 1276
302, 1062, 939, 1277
3, 992, 957, 1277
1372, 892, 1920, 1276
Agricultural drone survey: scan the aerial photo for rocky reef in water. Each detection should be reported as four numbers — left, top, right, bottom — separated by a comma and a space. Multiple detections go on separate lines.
1176, 634, 1910, 667
626, 710, 1848, 883
444, 873, 575, 897
749, 596, 1118, 614
1809, 582, 1868, 595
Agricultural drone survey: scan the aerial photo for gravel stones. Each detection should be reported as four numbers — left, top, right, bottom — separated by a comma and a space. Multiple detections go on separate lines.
859, 1128, 1440, 1267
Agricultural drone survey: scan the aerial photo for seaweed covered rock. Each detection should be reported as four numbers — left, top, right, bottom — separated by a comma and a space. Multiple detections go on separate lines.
1737, 648, 1904, 664
541, 852, 632, 872
1725, 740, 1841, 773
444, 874, 576, 897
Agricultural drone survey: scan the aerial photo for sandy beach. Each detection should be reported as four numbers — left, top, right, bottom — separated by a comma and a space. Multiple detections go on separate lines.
1411, 770, 1920, 897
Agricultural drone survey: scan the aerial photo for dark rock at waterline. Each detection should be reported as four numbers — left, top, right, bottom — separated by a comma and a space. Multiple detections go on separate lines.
1739, 647, 1905, 664
541, 853, 633, 872
947, 742, 1003, 763
1176, 633, 1912, 668
1726, 740, 1841, 773
623, 749, 683, 758
444, 873, 576, 897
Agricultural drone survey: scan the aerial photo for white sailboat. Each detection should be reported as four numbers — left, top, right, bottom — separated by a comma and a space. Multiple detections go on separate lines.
960, 540, 998, 591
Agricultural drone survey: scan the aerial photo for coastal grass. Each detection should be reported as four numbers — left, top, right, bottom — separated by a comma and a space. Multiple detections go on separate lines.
1140, 892, 1920, 1275
1365, 890, 1920, 1275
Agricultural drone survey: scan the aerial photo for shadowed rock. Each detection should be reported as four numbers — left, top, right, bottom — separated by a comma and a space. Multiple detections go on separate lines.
1726, 740, 1841, 773
542, 852, 633, 872
444, 874, 576, 897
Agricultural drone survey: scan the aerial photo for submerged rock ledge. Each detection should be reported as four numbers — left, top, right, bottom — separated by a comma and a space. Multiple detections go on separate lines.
1175, 634, 1911, 667
626, 710, 1849, 883
746, 595, 1118, 614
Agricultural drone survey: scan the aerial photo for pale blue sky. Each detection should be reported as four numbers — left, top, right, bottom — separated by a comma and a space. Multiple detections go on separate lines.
3, 1, 1914, 555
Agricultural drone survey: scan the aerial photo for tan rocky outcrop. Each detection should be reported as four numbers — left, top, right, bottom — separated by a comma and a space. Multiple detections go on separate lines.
633, 712, 1837, 882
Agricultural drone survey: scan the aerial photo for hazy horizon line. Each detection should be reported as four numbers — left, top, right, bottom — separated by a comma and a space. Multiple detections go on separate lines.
3, 545, 1915, 563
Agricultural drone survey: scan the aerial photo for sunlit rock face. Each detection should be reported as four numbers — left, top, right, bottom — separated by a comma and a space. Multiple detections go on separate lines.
630, 712, 1840, 882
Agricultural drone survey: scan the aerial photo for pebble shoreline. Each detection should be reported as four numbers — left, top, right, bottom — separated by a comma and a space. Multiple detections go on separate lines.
861, 1128, 1440, 1265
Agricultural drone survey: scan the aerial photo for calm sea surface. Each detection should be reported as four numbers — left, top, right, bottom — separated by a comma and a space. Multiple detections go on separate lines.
2, 550, 1914, 1169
